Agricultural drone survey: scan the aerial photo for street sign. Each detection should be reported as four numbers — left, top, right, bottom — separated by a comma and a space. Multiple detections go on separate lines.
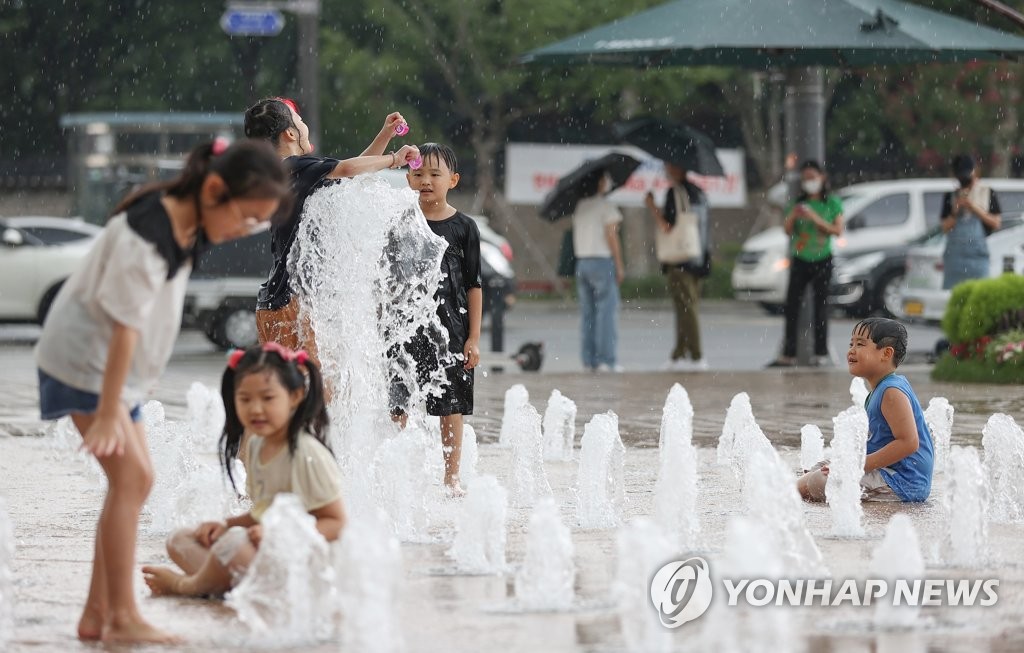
220, 8, 286, 36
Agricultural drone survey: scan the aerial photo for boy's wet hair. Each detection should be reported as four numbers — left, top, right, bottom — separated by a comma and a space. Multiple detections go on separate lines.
853, 317, 908, 367
418, 142, 458, 174
244, 97, 298, 145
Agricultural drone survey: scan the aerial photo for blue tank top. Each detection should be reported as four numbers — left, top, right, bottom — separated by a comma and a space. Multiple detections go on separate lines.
865, 374, 933, 502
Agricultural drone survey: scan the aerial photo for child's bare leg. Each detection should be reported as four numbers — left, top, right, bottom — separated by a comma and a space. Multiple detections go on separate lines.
70, 414, 107, 640
797, 467, 828, 502
144, 526, 254, 597
92, 417, 176, 643
440, 414, 464, 493
166, 528, 212, 575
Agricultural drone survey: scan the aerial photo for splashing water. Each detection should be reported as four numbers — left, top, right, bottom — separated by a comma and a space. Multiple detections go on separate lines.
653, 384, 699, 550
743, 447, 826, 577
800, 424, 825, 472
371, 425, 436, 542
499, 384, 530, 448
944, 446, 988, 566
717, 392, 774, 485
460, 424, 479, 485
612, 519, 673, 653
850, 377, 869, 407
514, 497, 575, 610
447, 475, 508, 574
0, 498, 13, 650
542, 389, 577, 462
871, 514, 925, 628
227, 494, 335, 646
981, 413, 1024, 523
289, 175, 450, 520
704, 516, 799, 653
924, 397, 954, 474
828, 406, 869, 537
509, 402, 552, 508
144, 389, 246, 536
335, 509, 405, 653
576, 411, 626, 529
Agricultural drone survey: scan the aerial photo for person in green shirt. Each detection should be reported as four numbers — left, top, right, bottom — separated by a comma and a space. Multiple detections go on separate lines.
768, 160, 844, 367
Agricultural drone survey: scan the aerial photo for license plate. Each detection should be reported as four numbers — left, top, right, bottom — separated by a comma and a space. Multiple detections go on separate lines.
903, 301, 923, 316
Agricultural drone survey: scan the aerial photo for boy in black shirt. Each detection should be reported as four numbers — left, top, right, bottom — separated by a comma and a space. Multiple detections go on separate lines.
392, 143, 481, 495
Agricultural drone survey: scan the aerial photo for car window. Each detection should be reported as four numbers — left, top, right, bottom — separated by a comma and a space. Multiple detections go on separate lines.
923, 192, 946, 230
19, 226, 91, 245
995, 191, 1024, 214
846, 193, 910, 230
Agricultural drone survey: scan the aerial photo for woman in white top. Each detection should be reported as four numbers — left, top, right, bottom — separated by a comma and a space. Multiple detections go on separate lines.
34, 139, 290, 644
571, 171, 625, 372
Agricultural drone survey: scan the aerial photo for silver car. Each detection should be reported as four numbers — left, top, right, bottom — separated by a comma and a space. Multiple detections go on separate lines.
899, 214, 1024, 324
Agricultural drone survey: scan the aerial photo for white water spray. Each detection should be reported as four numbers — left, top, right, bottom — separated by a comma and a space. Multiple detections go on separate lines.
800, 424, 825, 472
499, 384, 530, 448
447, 475, 508, 573
613, 519, 673, 653
871, 514, 925, 628
653, 384, 699, 550
576, 411, 626, 529
981, 413, 1024, 523
828, 406, 868, 537
227, 494, 335, 646
514, 497, 575, 610
0, 498, 13, 650
924, 397, 954, 474
508, 402, 552, 508
944, 446, 988, 566
542, 389, 577, 461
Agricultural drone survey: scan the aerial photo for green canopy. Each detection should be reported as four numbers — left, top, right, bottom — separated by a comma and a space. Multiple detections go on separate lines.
521, 0, 1024, 69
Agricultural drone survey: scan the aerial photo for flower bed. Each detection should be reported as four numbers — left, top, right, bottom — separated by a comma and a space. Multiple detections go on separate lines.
933, 275, 1024, 384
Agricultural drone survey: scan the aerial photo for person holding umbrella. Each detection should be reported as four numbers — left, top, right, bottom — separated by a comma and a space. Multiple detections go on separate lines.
644, 163, 711, 371
541, 153, 639, 373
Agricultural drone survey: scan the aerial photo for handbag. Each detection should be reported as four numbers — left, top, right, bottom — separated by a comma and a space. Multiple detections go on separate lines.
655, 186, 702, 265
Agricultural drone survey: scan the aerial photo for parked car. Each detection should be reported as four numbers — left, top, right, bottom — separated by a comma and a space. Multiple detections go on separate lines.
732, 178, 1024, 315
899, 214, 1024, 324
0, 216, 101, 323
186, 214, 516, 350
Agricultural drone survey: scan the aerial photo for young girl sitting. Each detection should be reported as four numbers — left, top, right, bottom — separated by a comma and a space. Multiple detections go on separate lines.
35, 139, 289, 643
142, 343, 346, 598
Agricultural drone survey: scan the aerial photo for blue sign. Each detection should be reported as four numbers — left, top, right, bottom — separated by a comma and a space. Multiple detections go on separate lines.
220, 8, 285, 36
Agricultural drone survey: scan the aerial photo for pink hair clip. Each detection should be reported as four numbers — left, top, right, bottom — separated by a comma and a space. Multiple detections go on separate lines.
212, 137, 230, 156
294, 350, 310, 366
227, 349, 246, 369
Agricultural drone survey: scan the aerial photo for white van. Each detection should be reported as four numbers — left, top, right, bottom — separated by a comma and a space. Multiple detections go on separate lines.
731, 178, 1024, 314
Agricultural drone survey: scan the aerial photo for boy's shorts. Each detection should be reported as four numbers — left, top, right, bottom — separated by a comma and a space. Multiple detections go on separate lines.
38, 368, 142, 422
801, 460, 900, 502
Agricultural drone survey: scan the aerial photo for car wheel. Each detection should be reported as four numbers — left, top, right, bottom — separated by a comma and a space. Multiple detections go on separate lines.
759, 302, 785, 315
37, 282, 64, 324
208, 306, 259, 350
875, 271, 905, 319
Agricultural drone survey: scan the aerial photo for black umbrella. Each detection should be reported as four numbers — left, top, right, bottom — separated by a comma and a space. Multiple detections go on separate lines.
615, 118, 724, 177
539, 152, 641, 221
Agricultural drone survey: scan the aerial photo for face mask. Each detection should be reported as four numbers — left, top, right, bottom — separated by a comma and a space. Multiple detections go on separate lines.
957, 175, 973, 188
802, 178, 823, 195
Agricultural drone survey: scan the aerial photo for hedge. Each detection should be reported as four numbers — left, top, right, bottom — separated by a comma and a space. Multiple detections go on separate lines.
941, 274, 1024, 343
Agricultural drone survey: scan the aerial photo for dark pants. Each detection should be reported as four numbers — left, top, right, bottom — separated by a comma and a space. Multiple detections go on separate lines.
783, 256, 832, 358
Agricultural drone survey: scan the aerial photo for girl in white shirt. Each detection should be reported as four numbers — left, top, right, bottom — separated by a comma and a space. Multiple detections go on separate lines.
35, 139, 290, 644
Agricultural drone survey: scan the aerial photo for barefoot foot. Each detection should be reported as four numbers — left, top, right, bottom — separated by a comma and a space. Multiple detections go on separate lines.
444, 482, 466, 498
102, 617, 181, 644
141, 565, 189, 597
76, 606, 104, 641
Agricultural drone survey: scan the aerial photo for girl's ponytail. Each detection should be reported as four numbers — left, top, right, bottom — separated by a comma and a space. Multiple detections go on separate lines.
219, 360, 245, 492
290, 356, 330, 453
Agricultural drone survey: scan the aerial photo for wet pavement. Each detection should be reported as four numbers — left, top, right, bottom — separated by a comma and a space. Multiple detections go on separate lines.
1, 301, 1023, 652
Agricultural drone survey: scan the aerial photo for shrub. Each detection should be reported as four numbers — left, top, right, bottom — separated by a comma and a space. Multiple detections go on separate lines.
942, 274, 1024, 342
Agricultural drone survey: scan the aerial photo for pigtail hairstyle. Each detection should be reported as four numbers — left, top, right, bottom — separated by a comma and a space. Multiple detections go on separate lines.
244, 97, 299, 145
112, 138, 290, 219
219, 344, 331, 492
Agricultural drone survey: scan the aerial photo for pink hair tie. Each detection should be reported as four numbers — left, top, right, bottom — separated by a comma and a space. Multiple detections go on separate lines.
294, 350, 310, 366
227, 349, 245, 369
212, 137, 230, 156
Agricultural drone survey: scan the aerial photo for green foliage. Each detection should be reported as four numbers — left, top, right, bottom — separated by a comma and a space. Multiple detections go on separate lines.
932, 353, 1024, 385
942, 274, 1024, 342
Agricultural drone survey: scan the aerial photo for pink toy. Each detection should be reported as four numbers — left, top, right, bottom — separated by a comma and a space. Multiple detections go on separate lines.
394, 121, 409, 136
408, 156, 423, 170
